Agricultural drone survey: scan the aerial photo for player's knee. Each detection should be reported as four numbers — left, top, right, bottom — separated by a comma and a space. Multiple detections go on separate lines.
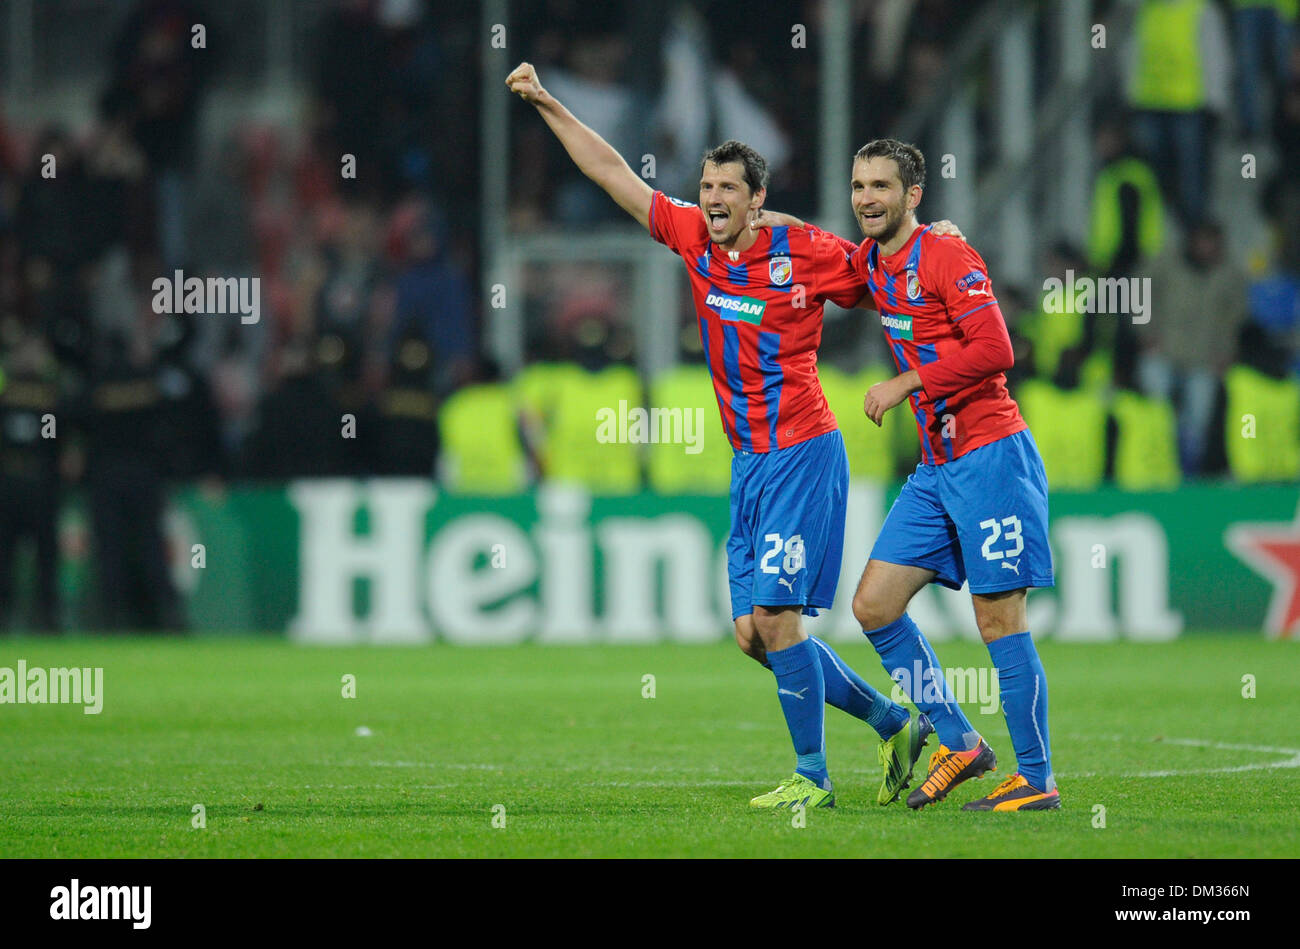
852, 591, 898, 632
972, 591, 1027, 644
751, 605, 793, 646
976, 617, 1019, 644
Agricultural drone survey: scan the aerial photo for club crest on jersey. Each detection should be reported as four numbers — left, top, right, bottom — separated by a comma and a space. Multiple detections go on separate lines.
768, 255, 792, 286
705, 288, 767, 325
906, 269, 922, 301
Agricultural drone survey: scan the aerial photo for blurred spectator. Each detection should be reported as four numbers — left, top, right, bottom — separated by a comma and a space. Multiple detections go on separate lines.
1088, 117, 1166, 278
368, 335, 439, 476
14, 128, 95, 371
438, 357, 529, 494
387, 200, 474, 393
102, 0, 217, 270
313, 197, 384, 351
1088, 117, 1168, 393
1137, 221, 1248, 475
313, 0, 441, 202
1023, 241, 1090, 385
1223, 321, 1300, 481
0, 332, 62, 631
76, 325, 184, 632
1232, 0, 1297, 139
241, 339, 345, 478
1125, 0, 1231, 225
1264, 63, 1300, 273
154, 310, 226, 480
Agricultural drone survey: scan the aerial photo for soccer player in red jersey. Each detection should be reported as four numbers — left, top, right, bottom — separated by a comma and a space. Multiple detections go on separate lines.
507, 63, 944, 808
766, 139, 1060, 810
852, 140, 1059, 810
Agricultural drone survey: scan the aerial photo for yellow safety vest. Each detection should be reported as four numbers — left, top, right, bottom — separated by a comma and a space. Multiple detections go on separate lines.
1129, 0, 1206, 111
548, 364, 643, 494
1025, 298, 1085, 383
1016, 379, 1107, 489
439, 383, 528, 494
1225, 365, 1300, 481
512, 361, 585, 471
646, 366, 732, 494
1111, 390, 1181, 489
1089, 157, 1166, 272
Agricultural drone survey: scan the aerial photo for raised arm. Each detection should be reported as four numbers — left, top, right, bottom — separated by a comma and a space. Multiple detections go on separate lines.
506, 62, 653, 230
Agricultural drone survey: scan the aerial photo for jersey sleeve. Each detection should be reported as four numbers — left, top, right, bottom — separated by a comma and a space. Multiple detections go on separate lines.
928, 235, 999, 322
806, 225, 868, 308
649, 191, 707, 257
914, 304, 1015, 399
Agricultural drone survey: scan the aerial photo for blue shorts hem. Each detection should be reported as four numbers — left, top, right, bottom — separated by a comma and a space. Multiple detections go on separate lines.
731, 599, 833, 620
967, 575, 1056, 595
868, 556, 964, 591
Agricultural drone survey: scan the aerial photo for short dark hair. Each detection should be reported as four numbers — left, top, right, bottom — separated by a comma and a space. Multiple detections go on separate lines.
700, 140, 769, 195
854, 139, 926, 192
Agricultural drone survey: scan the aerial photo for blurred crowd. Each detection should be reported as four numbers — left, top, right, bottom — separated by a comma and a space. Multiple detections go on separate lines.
0, 0, 480, 629
0, 0, 1298, 631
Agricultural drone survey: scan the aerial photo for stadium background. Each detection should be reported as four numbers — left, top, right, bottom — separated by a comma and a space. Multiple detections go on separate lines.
0, 0, 1298, 643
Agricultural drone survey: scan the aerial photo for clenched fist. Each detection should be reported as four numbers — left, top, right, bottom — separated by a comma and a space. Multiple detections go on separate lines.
505, 62, 545, 102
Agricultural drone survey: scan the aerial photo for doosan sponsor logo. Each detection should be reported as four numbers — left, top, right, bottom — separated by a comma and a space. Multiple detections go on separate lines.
50, 879, 151, 929
880, 313, 913, 338
705, 292, 766, 323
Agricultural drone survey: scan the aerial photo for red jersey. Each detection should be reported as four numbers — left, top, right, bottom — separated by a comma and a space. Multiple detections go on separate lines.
650, 191, 864, 452
849, 225, 1026, 464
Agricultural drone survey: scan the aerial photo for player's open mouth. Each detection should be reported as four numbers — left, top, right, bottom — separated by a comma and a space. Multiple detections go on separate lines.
709, 210, 729, 229
860, 209, 886, 223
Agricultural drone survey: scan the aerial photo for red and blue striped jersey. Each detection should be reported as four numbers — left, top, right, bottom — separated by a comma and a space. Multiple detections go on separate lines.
850, 225, 1026, 464
649, 191, 864, 453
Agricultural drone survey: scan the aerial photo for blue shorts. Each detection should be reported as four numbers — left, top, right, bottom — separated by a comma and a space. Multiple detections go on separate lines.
728, 429, 848, 620
871, 429, 1055, 594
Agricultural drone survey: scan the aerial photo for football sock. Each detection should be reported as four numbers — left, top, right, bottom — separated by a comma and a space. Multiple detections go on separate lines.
766, 638, 829, 786
864, 613, 980, 752
987, 631, 1054, 791
808, 636, 909, 739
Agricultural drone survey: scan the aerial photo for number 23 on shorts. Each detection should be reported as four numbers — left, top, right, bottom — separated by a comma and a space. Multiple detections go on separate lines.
979, 515, 1023, 561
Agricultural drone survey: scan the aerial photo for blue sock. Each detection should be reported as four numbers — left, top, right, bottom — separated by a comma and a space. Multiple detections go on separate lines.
807, 637, 909, 739
766, 638, 829, 786
864, 613, 980, 752
987, 632, 1054, 791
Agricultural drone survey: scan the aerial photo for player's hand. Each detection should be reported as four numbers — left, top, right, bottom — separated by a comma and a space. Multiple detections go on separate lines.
930, 219, 966, 241
506, 62, 546, 103
863, 375, 911, 426
749, 209, 805, 230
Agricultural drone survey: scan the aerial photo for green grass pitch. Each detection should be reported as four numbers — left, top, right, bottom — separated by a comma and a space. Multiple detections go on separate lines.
1, 635, 1296, 857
